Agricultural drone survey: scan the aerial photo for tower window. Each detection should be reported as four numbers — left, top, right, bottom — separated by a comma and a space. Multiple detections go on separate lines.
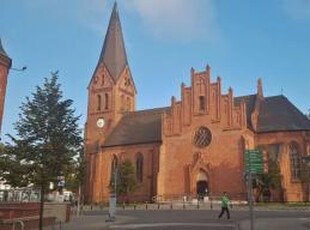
104, 93, 109, 110
136, 153, 143, 183
199, 96, 205, 111
126, 97, 131, 111
97, 94, 101, 111
121, 95, 125, 111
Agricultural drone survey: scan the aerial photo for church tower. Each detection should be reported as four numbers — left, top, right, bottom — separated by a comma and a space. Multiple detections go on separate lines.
84, 3, 136, 200
0, 38, 12, 135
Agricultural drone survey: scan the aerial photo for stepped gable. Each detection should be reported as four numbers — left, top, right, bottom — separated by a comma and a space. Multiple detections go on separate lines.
103, 107, 170, 147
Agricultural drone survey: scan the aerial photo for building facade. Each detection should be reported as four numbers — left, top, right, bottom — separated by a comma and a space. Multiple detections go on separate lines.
84, 3, 310, 203
0, 39, 12, 135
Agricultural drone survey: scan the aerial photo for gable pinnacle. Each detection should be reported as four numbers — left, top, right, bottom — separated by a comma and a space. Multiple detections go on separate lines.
95, 2, 128, 82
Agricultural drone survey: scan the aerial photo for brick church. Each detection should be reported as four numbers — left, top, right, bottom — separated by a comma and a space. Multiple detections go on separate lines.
84, 3, 310, 203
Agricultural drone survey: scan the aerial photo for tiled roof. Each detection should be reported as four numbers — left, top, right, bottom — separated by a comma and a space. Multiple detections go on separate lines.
257, 95, 310, 132
103, 107, 170, 147
235, 95, 310, 132
93, 2, 128, 82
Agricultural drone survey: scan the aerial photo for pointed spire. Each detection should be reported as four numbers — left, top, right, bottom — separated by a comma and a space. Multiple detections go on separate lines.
96, 2, 128, 82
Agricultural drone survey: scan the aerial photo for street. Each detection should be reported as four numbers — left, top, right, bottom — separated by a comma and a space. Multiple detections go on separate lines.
62, 207, 310, 230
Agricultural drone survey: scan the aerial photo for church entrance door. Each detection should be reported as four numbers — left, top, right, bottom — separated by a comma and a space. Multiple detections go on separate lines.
196, 180, 208, 200
196, 170, 208, 200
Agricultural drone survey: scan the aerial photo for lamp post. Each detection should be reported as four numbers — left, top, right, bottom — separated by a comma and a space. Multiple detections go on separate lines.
11, 66, 27, 72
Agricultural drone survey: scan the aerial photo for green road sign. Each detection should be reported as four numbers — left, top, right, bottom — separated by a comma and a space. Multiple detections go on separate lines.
244, 150, 263, 174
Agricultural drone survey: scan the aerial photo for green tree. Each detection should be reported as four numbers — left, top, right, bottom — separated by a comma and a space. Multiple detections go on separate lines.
110, 159, 138, 201
64, 146, 85, 193
255, 159, 282, 202
2, 72, 82, 229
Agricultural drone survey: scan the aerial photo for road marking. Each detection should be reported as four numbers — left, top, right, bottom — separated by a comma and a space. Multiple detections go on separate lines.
109, 222, 235, 229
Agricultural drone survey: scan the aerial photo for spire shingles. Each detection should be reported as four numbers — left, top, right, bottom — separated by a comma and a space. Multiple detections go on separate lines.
95, 2, 128, 82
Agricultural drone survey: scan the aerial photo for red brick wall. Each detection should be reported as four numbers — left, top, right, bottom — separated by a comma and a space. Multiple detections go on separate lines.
0, 55, 11, 134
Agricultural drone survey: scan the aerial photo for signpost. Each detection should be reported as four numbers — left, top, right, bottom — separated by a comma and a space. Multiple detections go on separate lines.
244, 150, 263, 174
244, 149, 263, 230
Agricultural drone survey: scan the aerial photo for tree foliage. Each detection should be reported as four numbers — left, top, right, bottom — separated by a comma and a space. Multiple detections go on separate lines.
110, 159, 138, 198
0, 72, 83, 190
255, 159, 282, 202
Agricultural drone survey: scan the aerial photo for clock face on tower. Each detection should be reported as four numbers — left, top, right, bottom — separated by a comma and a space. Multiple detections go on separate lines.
96, 118, 105, 128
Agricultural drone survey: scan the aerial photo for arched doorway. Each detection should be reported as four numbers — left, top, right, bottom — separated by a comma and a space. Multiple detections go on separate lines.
196, 170, 208, 199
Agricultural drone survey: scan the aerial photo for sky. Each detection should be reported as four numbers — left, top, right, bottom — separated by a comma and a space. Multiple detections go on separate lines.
1, 0, 310, 141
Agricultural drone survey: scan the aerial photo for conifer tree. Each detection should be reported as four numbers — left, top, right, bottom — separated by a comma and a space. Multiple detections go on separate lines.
2, 72, 82, 229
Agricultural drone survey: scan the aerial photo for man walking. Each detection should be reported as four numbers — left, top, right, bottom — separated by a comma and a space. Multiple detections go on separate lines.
218, 192, 231, 219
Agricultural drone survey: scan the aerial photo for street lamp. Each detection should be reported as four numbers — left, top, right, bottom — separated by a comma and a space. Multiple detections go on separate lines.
11, 66, 27, 72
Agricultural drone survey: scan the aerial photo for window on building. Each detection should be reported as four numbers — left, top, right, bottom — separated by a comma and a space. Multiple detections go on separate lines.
97, 94, 101, 111
127, 97, 131, 111
199, 96, 205, 111
104, 93, 109, 110
121, 95, 125, 111
289, 142, 301, 180
136, 153, 143, 183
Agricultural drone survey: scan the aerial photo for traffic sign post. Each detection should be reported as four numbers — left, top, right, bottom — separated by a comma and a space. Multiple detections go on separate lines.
244, 149, 263, 230
244, 150, 263, 174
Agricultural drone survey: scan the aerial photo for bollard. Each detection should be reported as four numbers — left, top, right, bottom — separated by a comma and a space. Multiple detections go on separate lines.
183, 202, 186, 210
210, 198, 213, 210
157, 203, 160, 210
90, 205, 93, 210
170, 201, 173, 210
134, 202, 137, 210
145, 201, 148, 210
197, 200, 200, 209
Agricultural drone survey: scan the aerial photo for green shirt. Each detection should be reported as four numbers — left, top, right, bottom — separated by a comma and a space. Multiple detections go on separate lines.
221, 195, 230, 208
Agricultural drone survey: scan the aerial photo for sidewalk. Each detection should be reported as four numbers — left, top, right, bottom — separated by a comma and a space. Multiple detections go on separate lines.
61, 215, 133, 230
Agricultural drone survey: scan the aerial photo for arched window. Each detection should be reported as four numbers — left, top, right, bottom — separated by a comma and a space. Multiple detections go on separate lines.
121, 95, 125, 111
97, 94, 101, 111
199, 96, 205, 111
126, 97, 131, 111
289, 142, 301, 180
104, 93, 109, 110
136, 153, 143, 183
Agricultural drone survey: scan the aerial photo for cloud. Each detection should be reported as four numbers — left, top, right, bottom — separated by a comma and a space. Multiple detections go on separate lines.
123, 0, 219, 42
282, 0, 310, 20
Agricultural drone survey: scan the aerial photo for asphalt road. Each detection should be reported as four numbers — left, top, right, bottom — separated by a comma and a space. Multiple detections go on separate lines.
62, 208, 310, 230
